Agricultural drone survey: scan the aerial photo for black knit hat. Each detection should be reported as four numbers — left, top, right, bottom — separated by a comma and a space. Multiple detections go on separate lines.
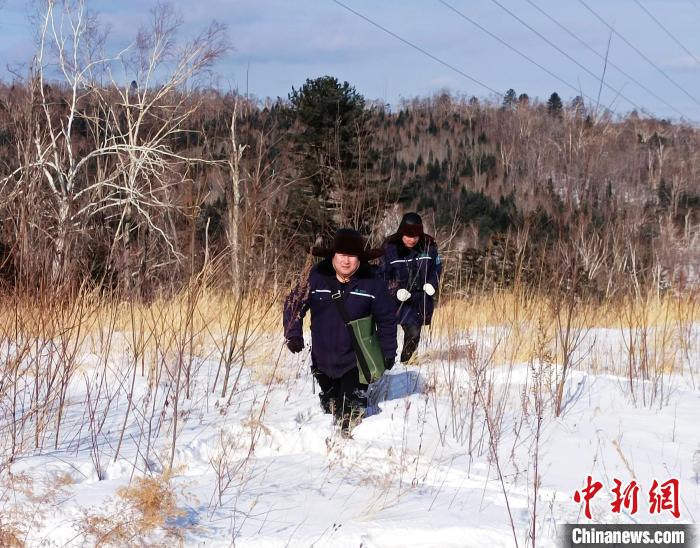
312, 228, 384, 261
398, 212, 424, 237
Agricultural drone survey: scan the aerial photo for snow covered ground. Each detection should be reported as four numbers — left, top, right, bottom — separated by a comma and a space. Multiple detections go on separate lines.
1, 325, 699, 547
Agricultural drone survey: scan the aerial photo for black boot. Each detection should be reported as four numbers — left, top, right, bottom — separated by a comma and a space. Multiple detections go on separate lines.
319, 392, 336, 414
400, 324, 422, 363
338, 406, 365, 439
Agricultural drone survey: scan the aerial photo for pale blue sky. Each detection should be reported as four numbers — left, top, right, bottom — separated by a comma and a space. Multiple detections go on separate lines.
1, 0, 699, 120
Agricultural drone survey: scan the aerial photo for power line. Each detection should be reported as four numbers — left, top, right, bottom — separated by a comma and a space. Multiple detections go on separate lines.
577, 0, 700, 109
331, 0, 500, 96
523, 0, 687, 119
437, 0, 621, 112
631, 0, 700, 66
483, 0, 647, 113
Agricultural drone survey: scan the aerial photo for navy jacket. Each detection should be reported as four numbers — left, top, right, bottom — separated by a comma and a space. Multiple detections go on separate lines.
283, 259, 398, 379
379, 234, 441, 326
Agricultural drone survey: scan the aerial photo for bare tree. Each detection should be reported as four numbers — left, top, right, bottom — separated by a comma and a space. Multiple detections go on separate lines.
2, 0, 227, 288
227, 102, 247, 294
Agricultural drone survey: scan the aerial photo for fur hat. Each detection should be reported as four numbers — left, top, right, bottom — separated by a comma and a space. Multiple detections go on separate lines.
312, 228, 383, 261
398, 212, 424, 237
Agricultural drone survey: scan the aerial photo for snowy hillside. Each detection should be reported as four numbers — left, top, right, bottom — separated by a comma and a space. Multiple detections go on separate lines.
1, 324, 699, 547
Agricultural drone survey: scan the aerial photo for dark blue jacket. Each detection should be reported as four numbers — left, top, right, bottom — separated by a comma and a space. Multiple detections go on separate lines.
283, 259, 398, 379
379, 234, 441, 326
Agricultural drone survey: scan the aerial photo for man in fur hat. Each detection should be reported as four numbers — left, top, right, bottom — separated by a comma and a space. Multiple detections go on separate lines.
379, 212, 441, 363
283, 229, 397, 436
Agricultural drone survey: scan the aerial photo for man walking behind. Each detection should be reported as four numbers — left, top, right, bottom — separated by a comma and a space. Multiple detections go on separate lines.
380, 212, 441, 364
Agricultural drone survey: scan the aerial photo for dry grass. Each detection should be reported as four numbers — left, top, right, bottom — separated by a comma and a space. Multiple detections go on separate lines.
117, 473, 183, 533
0, 528, 24, 548
81, 472, 188, 546
0, 511, 26, 548
0, 288, 279, 353
3, 287, 693, 376
429, 290, 699, 374
594, 293, 700, 328
433, 291, 700, 331
0, 286, 696, 407
0, 470, 76, 547
431, 292, 553, 365
112, 291, 279, 342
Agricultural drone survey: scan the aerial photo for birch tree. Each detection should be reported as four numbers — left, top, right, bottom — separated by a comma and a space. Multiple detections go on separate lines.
2, 0, 227, 287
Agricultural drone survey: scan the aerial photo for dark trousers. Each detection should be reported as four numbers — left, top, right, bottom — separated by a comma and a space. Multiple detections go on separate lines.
400, 324, 422, 363
313, 367, 368, 419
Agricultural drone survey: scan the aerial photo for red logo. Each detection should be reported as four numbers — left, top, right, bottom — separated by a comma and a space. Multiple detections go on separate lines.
574, 477, 680, 519
573, 475, 604, 520
611, 478, 640, 515
648, 478, 680, 519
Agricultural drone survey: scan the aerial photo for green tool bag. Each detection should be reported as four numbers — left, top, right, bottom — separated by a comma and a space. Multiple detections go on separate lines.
331, 290, 386, 385
347, 315, 386, 384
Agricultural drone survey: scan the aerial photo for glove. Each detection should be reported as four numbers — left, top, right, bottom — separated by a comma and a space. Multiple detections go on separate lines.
286, 336, 304, 353
423, 283, 436, 296
396, 288, 411, 302
384, 356, 395, 370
